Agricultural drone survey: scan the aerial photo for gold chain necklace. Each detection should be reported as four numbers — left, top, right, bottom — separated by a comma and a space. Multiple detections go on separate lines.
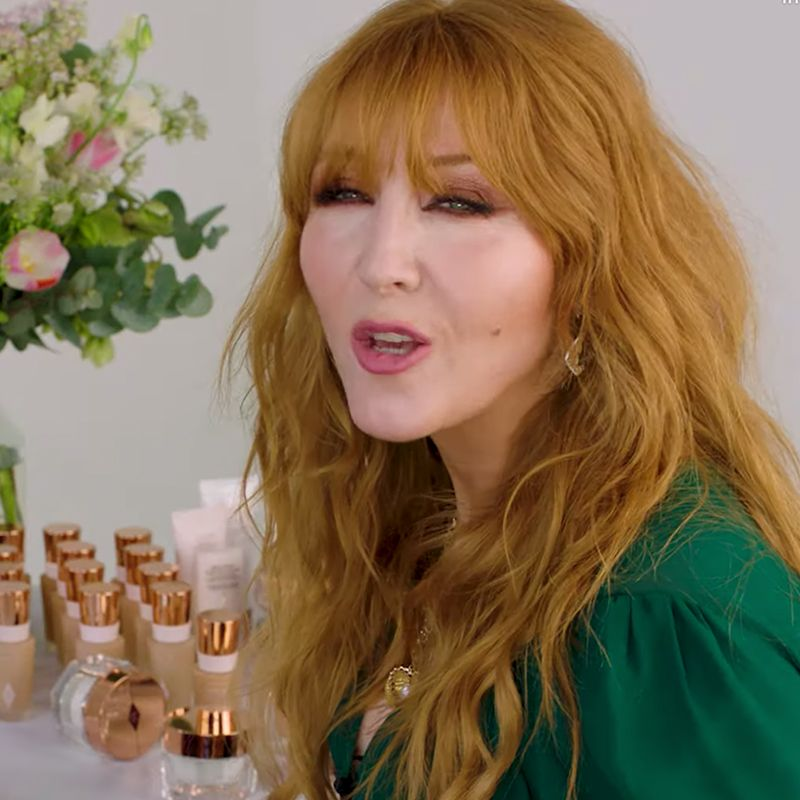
383, 515, 457, 708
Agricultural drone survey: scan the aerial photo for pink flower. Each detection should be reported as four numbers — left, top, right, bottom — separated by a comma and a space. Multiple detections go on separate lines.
2, 228, 70, 292
66, 129, 122, 172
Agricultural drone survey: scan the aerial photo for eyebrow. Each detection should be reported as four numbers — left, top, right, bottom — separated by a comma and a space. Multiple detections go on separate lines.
319, 148, 473, 168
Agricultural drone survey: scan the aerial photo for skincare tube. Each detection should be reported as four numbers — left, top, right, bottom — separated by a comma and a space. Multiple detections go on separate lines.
135, 562, 179, 670
193, 609, 241, 708
41, 523, 80, 645
0, 581, 34, 721
75, 582, 125, 661
148, 580, 194, 710
0, 523, 24, 561
62, 558, 104, 665
113, 527, 152, 583
54, 540, 96, 665
193, 544, 244, 615
121, 542, 164, 661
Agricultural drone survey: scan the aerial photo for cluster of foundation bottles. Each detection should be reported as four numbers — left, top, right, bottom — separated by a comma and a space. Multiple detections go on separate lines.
0, 521, 244, 722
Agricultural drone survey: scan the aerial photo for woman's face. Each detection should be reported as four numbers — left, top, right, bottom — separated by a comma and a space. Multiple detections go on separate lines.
299, 105, 555, 452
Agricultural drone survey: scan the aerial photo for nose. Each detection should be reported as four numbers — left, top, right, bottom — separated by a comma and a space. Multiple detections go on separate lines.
354, 189, 422, 296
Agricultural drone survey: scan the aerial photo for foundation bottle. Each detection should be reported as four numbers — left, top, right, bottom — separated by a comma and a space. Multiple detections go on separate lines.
0, 563, 28, 583
51, 654, 166, 759
193, 609, 242, 708
75, 582, 125, 661
0, 581, 35, 721
113, 526, 152, 583
41, 523, 80, 646
0, 544, 20, 564
148, 580, 194, 710
0, 523, 24, 560
121, 542, 164, 661
160, 707, 257, 799
136, 561, 179, 670
54, 540, 95, 662
61, 558, 104, 665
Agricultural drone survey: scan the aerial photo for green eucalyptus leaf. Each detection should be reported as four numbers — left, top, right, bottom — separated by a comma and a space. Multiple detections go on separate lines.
190, 205, 225, 230
204, 225, 229, 250
175, 226, 203, 259
78, 207, 139, 248
0, 310, 8, 324
85, 289, 103, 310
45, 311, 82, 347
70, 265, 96, 294
84, 316, 122, 337
2, 306, 35, 337
61, 42, 94, 75
174, 275, 213, 317
82, 336, 114, 367
57, 294, 79, 316
151, 190, 187, 226
146, 263, 178, 315
122, 200, 173, 236
120, 259, 147, 304
110, 301, 159, 332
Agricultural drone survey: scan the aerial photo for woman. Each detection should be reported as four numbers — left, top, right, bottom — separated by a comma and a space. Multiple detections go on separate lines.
222, 1, 800, 798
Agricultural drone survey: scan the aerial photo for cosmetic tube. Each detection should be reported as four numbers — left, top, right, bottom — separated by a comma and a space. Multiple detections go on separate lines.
54, 540, 95, 664
193, 609, 241, 708
41, 523, 80, 645
161, 707, 257, 799
194, 544, 244, 615
75, 582, 125, 661
121, 542, 164, 661
51, 654, 166, 759
0, 523, 24, 561
148, 580, 194, 710
62, 558, 104, 665
135, 561, 179, 670
0, 581, 34, 721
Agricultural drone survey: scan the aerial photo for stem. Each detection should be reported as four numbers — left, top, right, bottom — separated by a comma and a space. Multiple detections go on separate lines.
120, 132, 156, 164
65, 18, 146, 166
0, 467, 20, 526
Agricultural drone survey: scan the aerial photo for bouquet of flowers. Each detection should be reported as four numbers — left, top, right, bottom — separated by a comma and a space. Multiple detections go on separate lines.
0, 0, 227, 368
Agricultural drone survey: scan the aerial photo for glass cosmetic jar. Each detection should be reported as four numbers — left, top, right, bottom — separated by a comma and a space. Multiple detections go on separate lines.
161, 706, 258, 799
51, 653, 166, 759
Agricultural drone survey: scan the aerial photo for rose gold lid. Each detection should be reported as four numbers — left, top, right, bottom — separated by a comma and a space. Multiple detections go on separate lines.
64, 558, 104, 602
57, 541, 96, 581
0, 544, 20, 562
0, 581, 29, 625
196, 609, 241, 656
43, 523, 81, 562
113, 527, 152, 566
150, 580, 191, 625
83, 667, 166, 759
79, 581, 120, 626
123, 543, 164, 584
138, 562, 179, 604
0, 524, 24, 561
0, 562, 26, 582
162, 706, 248, 758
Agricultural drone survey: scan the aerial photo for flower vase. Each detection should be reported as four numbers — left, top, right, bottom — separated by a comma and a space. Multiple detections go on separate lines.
0, 404, 25, 528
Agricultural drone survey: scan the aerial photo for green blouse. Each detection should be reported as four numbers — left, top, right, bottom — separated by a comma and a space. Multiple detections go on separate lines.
327, 464, 800, 798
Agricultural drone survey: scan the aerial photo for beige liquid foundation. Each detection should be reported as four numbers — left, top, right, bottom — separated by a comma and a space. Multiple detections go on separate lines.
62, 559, 105, 665
75, 582, 126, 661
120, 542, 164, 662
54, 540, 96, 665
41, 524, 80, 647
136, 562, 179, 670
112, 528, 152, 641
148, 580, 194, 711
0, 581, 35, 721
193, 609, 242, 708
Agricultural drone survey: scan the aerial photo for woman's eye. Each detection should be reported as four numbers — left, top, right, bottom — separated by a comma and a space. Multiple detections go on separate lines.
312, 184, 494, 217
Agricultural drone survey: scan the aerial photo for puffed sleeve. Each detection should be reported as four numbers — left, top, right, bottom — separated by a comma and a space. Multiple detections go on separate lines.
570, 589, 800, 799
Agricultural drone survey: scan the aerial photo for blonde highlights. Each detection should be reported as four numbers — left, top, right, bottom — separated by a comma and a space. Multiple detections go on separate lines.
221, 1, 800, 798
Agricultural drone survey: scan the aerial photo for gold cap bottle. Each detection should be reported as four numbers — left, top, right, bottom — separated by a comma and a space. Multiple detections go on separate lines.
0, 581, 34, 721
75, 582, 125, 660
138, 562, 179, 619
123, 543, 164, 599
43, 523, 81, 578
0, 563, 27, 583
196, 609, 241, 672
64, 558, 104, 609
113, 527, 152, 581
0, 524, 24, 561
56, 542, 96, 598
150, 580, 191, 629
0, 544, 20, 563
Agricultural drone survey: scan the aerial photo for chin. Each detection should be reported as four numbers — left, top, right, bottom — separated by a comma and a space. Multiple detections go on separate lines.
348, 402, 434, 444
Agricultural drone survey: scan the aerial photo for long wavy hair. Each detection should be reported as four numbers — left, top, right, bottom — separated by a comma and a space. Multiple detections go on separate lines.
219, 1, 800, 798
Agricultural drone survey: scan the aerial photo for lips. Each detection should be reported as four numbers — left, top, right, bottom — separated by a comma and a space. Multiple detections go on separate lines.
351, 320, 431, 345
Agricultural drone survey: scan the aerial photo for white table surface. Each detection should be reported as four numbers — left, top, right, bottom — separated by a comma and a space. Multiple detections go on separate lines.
0, 583, 164, 799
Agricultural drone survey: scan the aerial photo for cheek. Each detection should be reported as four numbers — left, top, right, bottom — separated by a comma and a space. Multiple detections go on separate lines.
299, 218, 341, 312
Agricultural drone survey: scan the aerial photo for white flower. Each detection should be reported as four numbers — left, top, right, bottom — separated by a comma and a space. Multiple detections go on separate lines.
16, 141, 48, 196
119, 88, 162, 135
18, 93, 70, 148
78, 189, 107, 212
57, 81, 101, 122
52, 201, 74, 226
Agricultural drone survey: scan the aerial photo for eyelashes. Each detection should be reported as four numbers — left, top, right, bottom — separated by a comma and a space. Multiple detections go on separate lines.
311, 181, 495, 218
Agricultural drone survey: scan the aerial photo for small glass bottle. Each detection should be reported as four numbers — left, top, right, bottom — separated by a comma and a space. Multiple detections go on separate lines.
137, 562, 179, 670
0, 580, 35, 721
54, 540, 96, 664
61, 557, 104, 666
194, 609, 241, 708
161, 707, 258, 799
75, 582, 125, 661
51, 654, 166, 759
148, 580, 194, 710
121, 542, 164, 662
41, 523, 80, 646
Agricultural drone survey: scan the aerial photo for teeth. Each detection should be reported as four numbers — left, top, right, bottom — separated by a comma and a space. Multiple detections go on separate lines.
371, 332, 415, 343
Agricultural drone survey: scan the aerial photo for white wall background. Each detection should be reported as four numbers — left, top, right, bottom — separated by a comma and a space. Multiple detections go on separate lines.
1, 0, 797, 581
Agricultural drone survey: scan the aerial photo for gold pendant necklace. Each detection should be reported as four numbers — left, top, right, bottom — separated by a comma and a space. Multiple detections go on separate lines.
383, 515, 456, 708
